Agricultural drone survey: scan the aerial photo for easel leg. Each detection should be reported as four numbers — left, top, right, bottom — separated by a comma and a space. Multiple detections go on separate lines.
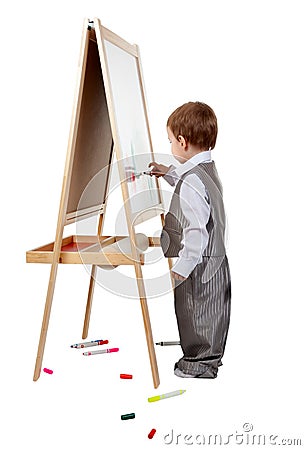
33, 21, 90, 380
33, 262, 59, 381
82, 265, 97, 338
82, 213, 104, 338
134, 263, 160, 388
140, 297, 160, 388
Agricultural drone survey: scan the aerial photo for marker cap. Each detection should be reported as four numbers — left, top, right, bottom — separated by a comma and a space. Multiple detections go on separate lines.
121, 413, 135, 420
120, 374, 133, 379
148, 428, 156, 439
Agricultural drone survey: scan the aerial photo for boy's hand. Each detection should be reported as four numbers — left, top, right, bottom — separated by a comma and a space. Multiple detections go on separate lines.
148, 162, 170, 177
171, 271, 187, 281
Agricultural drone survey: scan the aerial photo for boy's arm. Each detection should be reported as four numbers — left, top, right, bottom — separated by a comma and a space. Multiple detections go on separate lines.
148, 162, 179, 186
171, 174, 210, 279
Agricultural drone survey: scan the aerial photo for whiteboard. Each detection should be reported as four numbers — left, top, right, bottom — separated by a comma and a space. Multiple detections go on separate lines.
97, 23, 162, 221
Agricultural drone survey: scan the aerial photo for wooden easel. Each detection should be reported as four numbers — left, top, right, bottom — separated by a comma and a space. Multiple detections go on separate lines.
26, 18, 174, 388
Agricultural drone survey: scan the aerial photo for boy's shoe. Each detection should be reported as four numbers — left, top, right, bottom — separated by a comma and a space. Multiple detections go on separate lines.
174, 368, 196, 378
174, 365, 218, 378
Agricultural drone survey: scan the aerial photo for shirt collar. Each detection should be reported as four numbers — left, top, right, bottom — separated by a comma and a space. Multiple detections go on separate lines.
174, 150, 212, 177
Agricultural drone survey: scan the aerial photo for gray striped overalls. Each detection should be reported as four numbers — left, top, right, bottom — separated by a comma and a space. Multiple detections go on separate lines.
160, 161, 231, 378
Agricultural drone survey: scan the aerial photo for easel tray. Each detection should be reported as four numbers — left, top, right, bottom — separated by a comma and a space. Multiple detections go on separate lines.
26, 234, 160, 265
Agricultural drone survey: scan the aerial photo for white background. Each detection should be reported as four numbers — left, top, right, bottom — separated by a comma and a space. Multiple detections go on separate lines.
1, 1, 304, 448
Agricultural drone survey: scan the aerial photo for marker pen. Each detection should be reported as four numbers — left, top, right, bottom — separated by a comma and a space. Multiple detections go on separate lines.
83, 347, 119, 356
71, 339, 108, 349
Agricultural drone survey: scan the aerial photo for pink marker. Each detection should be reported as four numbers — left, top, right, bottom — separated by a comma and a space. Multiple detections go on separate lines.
43, 368, 53, 374
83, 347, 119, 356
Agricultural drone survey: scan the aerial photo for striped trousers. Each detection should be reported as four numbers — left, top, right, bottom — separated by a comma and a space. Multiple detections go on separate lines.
174, 255, 231, 378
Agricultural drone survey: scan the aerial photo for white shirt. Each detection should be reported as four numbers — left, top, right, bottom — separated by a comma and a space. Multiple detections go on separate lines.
163, 151, 212, 278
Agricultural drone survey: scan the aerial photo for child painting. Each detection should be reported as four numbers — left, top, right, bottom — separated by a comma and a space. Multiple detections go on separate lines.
149, 102, 231, 378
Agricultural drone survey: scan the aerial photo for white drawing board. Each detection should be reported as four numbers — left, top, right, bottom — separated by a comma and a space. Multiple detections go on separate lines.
95, 19, 163, 224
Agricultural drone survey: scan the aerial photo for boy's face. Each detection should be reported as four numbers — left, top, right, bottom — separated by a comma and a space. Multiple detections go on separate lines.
167, 127, 187, 164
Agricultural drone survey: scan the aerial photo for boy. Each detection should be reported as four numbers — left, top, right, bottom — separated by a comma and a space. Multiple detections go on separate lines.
149, 102, 231, 378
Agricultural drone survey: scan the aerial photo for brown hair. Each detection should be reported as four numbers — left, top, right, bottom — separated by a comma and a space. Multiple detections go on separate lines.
167, 101, 218, 150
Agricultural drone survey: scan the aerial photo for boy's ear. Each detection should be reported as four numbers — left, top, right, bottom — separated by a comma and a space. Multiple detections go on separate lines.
178, 135, 187, 148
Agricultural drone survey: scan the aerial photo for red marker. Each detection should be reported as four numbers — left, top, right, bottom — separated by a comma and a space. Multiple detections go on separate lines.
43, 368, 53, 375
70, 339, 108, 349
83, 347, 119, 356
148, 428, 156, 439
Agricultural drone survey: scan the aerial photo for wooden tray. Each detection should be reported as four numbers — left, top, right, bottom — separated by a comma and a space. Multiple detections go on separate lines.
26, 235, 160, 265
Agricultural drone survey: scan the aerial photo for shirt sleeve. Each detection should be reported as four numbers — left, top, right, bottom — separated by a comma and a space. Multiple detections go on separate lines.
163, 165, 179, 186
171, 173, 210, 278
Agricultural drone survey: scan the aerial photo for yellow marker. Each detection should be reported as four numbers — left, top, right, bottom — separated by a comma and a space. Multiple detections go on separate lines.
148, 389, 186, 402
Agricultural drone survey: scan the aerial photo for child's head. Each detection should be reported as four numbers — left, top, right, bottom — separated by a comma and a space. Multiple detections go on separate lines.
167, 102, 217, 162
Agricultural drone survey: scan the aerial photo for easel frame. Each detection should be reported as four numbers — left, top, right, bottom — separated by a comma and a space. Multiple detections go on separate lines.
26, 18, 174, 388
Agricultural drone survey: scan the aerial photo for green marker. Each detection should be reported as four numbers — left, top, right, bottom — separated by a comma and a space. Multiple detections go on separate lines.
121, 413, 135, 420
148, 389, 186, 403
